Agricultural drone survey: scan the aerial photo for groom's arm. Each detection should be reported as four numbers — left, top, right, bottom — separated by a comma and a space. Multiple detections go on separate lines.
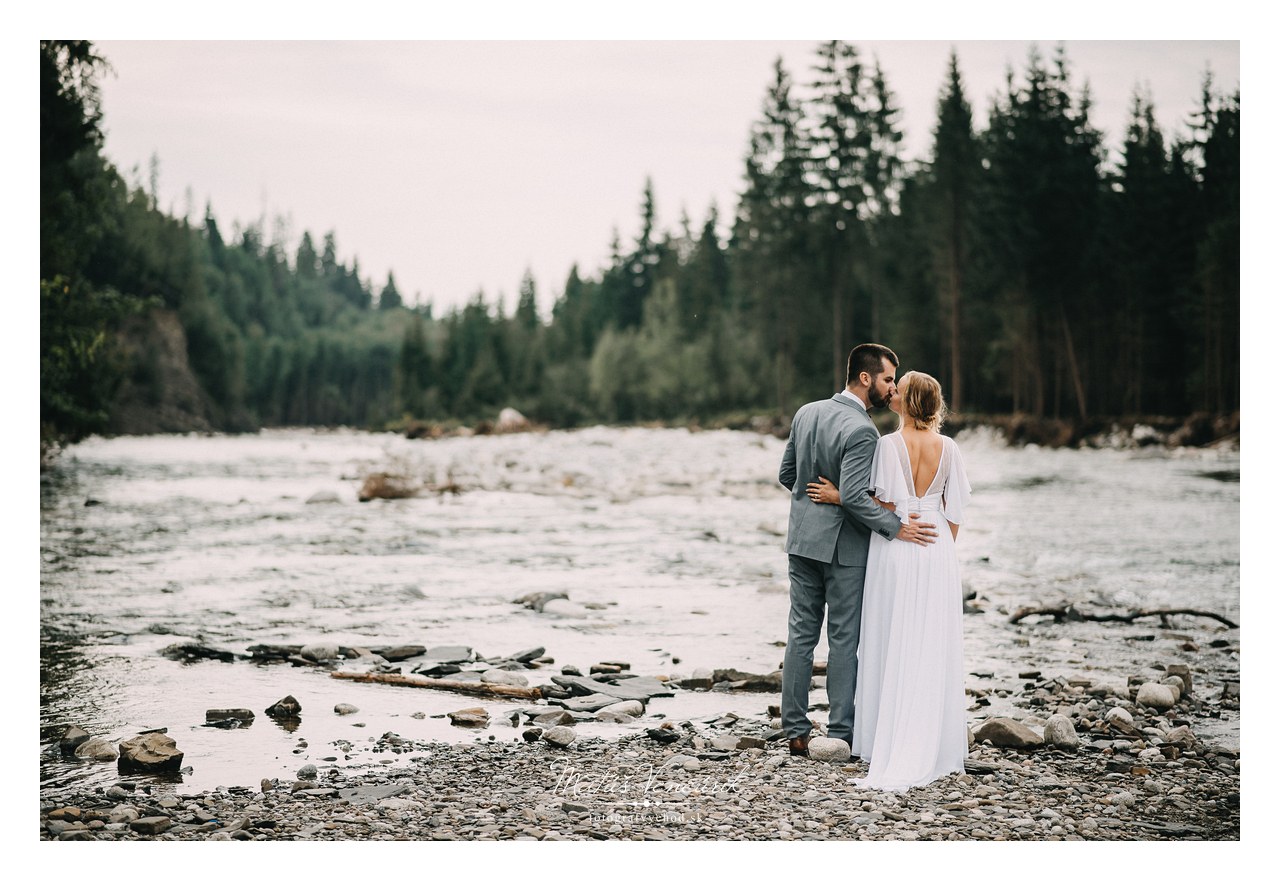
779, 427, 797, 492
836, 426, 902, 541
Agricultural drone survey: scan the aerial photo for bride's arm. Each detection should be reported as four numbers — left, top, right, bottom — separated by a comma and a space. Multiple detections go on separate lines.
806, 476, 896, 512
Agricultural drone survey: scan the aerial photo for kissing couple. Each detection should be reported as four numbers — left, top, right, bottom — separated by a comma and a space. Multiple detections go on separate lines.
779, 342, 972, 791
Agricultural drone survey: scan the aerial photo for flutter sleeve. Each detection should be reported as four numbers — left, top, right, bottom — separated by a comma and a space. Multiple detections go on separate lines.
869, 435, 910, 519
942, 437, 972, 525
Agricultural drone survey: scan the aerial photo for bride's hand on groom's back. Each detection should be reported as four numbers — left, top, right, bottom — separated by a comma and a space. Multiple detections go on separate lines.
806, 476, 841, 505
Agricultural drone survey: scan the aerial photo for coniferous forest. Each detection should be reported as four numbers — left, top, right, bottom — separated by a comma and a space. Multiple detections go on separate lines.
40, 41, 1239, 459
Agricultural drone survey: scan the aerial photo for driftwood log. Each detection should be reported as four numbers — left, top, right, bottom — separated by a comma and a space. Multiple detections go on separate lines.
1008, 604, 1238, 629
331, 671, 543, 700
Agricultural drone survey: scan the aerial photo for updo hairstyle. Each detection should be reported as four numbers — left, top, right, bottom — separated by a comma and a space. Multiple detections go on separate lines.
897, 371, 947, 432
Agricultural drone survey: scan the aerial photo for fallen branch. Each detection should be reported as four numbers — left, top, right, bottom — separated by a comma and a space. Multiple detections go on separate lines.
1009, 604, 1238, 629
331, 671, 543, 700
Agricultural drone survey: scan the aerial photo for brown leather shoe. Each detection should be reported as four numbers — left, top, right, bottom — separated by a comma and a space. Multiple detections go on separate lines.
788, 735, 810, 757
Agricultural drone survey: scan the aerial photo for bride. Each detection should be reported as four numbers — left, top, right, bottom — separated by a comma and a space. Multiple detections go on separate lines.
806, 370, 971, 790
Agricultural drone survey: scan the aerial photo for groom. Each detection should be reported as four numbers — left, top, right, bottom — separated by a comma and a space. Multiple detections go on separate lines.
778, 342, 937, 757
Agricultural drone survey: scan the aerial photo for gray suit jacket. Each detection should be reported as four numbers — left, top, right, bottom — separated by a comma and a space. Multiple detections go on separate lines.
779, 394, 903, 566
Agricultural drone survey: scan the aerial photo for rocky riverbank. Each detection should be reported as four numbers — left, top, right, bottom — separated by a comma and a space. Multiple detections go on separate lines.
41, 647, 1240, 842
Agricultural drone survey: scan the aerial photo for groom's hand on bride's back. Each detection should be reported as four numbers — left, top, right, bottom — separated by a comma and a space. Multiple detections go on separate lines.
897, 513, 938, 545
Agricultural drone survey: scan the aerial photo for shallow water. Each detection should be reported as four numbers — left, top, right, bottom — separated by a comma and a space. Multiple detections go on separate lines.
39, 426, 1240, 798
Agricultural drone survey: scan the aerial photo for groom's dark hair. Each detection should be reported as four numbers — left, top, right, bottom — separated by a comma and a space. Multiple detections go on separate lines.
847, 343, 899, 387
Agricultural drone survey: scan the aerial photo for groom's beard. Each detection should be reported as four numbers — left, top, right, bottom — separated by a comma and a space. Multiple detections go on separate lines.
868, 385, 890, 409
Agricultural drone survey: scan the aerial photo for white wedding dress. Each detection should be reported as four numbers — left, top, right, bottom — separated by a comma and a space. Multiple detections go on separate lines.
852, 431, 971, 791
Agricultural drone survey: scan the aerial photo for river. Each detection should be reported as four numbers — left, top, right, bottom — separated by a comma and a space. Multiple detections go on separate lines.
39, 425, 1240, 799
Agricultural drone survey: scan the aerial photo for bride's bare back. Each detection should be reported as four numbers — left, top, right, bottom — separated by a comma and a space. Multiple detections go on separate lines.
900, 426, 943, 498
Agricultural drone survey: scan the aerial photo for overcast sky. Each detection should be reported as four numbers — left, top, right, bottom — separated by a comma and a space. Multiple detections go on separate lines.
91, 38, 1239, 317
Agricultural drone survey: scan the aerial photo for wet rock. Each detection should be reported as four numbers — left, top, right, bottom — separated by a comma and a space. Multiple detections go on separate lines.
448, 707, 491, 728
300, 642, 341, 662
265, 695, 302, 718
118, 732, 184, 774
481, 669, 530, 687
561, 665, 582, 676
130, 816, 172, 835
808, 737, 851, 763
206, 708, 255, 725
372, 645, 426, 662
504, 647, 546, 664
551, 674, 673, 702
305, 490, 341, 504
553, 694, 622, 713
160, 643, 237, 663
334, 703, 359, 716
534, 710, 575, 728
973, 718, 1043, 748
1136, 683, 1177, 710
543, 726, 576, 748
1042, 714, 1080, 751
647, 727, 681, 744
59, 725, 91, 755
74, 738, 118, 761
297, 764, 318, 779
522, 727, 544, 743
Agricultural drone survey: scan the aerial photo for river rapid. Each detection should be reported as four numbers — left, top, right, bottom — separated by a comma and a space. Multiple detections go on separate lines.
39, 425, 1240, 799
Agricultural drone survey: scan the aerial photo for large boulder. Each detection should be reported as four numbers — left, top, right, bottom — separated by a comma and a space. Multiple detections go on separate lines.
1136, 682, 1177, 710
973, 718, 1043, 749
808, 737, 851, 763
1042, 714, 1080, 751
118, 732, 184, 774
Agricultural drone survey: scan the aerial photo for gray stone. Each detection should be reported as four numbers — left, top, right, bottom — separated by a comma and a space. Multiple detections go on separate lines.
522, 727, 543, 742
108, 806, 139, 824
553, 694, 622, 713
534, 710, 576, 728
300, 642, 341, 662
1105, 707, 1134, 726
59, 725, 91, 755
305, 490, 341, 504
808, 737, 851, 763
550, 674, 672, 702
424, 645, 474, 664
297, 764, 318, 779
1042, 714, 1079, 751
607, 699, 644, 717
373, 644, 426, 661
543, 726, 576, 748
118, 732, 184, 774
1136, 682, 1177, 710
710, 734, 739, 751
973, 718, 1044, 748
1159, 676, 1184, 701
74, 737, 118, 761
481, 669, 530, 687
334, 703, 359, 715
1164, 726, 1196, 747
1165, 663, 1193, 695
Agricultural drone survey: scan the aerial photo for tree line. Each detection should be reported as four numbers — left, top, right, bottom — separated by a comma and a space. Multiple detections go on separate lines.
40, 40, 1239, 455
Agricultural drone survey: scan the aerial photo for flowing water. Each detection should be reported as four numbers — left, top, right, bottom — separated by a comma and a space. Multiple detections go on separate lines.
39, 426, 1240, 799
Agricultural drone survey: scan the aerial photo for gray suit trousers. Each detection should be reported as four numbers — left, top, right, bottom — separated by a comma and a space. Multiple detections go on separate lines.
781, 553, 866, 744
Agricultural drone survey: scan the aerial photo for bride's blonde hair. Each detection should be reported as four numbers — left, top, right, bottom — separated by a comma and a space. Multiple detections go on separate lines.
897, 371, 947, 432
